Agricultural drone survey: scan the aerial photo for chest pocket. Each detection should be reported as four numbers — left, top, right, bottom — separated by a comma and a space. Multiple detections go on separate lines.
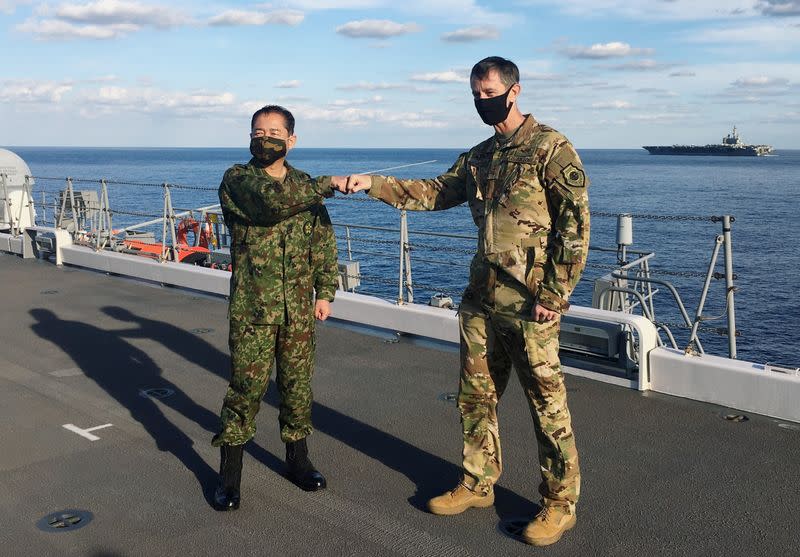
499, 151, 544, 205
467, 154, 492, 201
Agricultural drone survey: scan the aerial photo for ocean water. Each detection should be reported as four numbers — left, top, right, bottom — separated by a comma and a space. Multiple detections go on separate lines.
8, 146, 800, 366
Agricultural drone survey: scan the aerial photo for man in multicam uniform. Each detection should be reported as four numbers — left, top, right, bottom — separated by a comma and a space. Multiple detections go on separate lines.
212, 105, 348, 511
346, 57, 590, 546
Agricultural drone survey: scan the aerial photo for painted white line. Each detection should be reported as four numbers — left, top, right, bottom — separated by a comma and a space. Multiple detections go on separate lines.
62, 423, 113, 441
49, 367, 84, 377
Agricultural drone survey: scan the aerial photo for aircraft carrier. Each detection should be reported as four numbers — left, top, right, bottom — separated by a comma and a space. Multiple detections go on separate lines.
643, 126, 773, 156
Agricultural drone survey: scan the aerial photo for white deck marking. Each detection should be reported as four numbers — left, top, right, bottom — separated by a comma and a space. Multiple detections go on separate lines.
49, 367, 84, 377
62, 423, 113, 441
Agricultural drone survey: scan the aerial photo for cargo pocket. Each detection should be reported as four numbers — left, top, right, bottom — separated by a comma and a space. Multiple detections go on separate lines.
522, 237, 543, 295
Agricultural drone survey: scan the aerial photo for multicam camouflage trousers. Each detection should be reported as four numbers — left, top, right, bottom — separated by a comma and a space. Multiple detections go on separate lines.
212, 316, 315, 447
458, 298, 580, 509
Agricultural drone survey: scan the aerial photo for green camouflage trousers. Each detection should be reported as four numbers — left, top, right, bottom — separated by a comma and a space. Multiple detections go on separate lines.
458, 298, 580, 509
212, 317, 315, 447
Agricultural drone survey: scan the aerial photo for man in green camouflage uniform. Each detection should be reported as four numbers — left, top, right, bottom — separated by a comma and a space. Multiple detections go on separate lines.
212, 105, 346, 510
346, 57, 589, 546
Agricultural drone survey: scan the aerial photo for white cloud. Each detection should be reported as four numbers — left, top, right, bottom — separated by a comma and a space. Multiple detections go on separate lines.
277, 0, 514, 26
733, 76, 791, 87
635, 88, 679, 98
51, 0, 185, 27
0, 0, 32, 14
591, 100, 633, 109
286, 103, 448, 128
519, 0, 759, 21
758, 0, 800, 16
393, 0, 513, 26
441, 25, 499, 42
607, 59, 678, 72
334, 81, 436, 93
520, 71, 563, 81
564, 41, 653, 59
336, 81, 407, 91
670, 70, 696, 77
686, 22, 800, 44
410, 70, 469, 83
17, 0, 188, 40
208, 9, 304, 26
336, 19, 422, 38
0, 79, 73, 102
275, 80, 302, 89
280, 0, 382, 8
82, 86, 238, 116
16, 18, 140, 39
329, 95, 384, 107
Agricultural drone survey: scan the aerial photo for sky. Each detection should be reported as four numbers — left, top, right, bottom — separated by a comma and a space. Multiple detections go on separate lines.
1, 0, 799, 149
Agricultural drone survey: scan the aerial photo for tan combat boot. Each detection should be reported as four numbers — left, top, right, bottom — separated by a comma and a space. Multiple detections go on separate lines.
522, 505, 576, 546
427, 483, 494, 515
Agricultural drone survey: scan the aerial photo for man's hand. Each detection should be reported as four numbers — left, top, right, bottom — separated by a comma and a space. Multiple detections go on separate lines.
346, 174, 372, 194
330, 176, 349, 193
315, 299, 332, 321
532, 303, 559, 323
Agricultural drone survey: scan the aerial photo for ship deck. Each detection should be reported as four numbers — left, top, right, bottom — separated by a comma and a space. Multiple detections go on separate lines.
2, 252, 799, 556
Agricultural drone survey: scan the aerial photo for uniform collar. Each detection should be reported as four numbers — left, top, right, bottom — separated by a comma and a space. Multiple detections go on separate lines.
495, 114, 539, 151
247, 158, 301, 182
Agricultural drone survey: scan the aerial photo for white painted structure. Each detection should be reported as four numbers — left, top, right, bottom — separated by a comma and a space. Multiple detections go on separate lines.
0, 148, 36, 232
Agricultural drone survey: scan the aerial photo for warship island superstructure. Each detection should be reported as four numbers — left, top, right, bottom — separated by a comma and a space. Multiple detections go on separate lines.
643, 126, 773, 156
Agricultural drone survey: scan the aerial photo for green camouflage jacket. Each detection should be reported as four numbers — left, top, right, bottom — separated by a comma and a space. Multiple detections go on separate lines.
219, 160, 338, 324
368, 115, 590, 313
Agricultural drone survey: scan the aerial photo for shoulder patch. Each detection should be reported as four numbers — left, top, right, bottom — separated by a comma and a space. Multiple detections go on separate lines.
561, 164, 586, 188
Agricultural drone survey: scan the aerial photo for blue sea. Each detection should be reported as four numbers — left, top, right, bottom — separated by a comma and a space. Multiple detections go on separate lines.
8, 146, 800, 366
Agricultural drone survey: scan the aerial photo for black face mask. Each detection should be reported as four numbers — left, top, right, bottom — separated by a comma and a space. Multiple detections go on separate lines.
474, 86, 514, 126
250, 136, 287, 166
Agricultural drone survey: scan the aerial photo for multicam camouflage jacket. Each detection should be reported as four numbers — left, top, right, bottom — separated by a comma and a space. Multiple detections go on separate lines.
368, 115, 590, 313
219, 159, 338, 325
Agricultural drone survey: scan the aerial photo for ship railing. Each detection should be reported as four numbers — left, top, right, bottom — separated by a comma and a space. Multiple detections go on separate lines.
0, 173, 36, 237
24, 176, 738, 360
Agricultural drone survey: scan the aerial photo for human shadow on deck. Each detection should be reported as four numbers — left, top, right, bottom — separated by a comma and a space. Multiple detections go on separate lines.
29, 308, 220, 500
95, 306, 537, 519
99, 306, 286, 478
262, 386, 538, 519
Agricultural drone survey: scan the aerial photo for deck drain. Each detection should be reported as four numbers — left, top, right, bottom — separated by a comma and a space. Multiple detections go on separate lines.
191, 327, 214, 334
438, 393, 458, 404
722, 413, 749, 422
498, 518, 529, 541
40, 289, 59, 295
139, 387, 175, 399
37, 510, 93, 533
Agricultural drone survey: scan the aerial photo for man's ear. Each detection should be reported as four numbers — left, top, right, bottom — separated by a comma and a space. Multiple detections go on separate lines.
286, 134, 298, 151
508, 83, 521, 106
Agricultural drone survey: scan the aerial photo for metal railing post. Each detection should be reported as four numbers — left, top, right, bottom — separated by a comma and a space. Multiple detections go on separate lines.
161, 183, 179, 262
23, 175, 35, 229
68, 178, 78, 231
403, 213, 414, 304
397, 210, 406, 305
722, 215, 738, 358
0, 174, 12, 236
686, 235, 723, 353
96, 179, 112, 251
345, 225, 353, 261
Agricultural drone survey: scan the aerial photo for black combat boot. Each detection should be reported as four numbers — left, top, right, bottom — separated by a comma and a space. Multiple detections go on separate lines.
286, 438, 326, 491
213, 444, 243, 510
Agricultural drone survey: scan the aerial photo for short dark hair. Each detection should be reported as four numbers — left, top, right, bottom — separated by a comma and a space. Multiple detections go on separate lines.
250, 105, 295, 135
470, 56, 519, 88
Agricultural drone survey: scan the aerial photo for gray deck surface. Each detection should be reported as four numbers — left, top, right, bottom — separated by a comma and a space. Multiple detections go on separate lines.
1, 252, 799, 556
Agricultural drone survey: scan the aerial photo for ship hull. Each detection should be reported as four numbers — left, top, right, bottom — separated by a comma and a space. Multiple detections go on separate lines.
643, 146, 771, 156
